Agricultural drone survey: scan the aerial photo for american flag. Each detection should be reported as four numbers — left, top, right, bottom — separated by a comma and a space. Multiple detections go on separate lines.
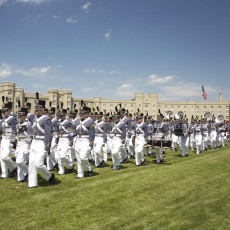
202, 85, 208, 100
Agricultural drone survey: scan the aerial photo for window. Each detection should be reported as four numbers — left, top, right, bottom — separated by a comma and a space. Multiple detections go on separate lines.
53, 95, 56, 99
67, 101, 71, 106
8, 91, 13, 95
145, 105, 148, 108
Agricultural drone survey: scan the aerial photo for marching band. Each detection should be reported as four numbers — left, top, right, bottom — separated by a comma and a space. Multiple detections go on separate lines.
0, 99, 229, 187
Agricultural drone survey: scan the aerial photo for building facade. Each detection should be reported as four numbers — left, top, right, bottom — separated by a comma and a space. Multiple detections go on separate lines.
1, 81, 229, 121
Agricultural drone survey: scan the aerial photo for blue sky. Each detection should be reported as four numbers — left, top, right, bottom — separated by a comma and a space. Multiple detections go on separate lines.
0, 0, 229, 102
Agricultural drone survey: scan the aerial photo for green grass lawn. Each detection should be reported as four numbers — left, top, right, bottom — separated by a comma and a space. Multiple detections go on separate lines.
1, 143, 230, 230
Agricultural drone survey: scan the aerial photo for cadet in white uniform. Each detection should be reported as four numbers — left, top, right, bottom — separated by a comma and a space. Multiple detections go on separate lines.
0, 102, 17, 179
73, 106, 95, 178
28, 100, 56, 188
15, 107, 33, 182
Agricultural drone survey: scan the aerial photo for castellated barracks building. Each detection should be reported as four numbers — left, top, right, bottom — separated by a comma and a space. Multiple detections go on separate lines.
1, 81, 230, 122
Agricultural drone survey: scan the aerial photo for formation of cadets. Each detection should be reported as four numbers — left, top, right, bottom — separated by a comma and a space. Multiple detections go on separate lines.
0, 97, 229, 188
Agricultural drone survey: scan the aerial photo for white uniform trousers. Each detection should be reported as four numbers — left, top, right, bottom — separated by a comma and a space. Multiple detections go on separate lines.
155, 146, 163, 163
47, 137, 58, 171
171, 134, 178, 151
189, 134, 195, 151
210, 130, 217, 149
57, 137, 73, 174
106, 135, 112, 154
218, 132, 225, 147
202, 132, 209, 150
127, 135, 135, 158
28, 139, 52, 188
180, 135, 189, 157
74, 137, 92, 178
195, 134, 202, 154
15, 140, 30, 181
93, 136, 105, 167
0, 137, 17, 178
102, 143, 108, 162
134, 135, 146, 165
110, 136, 122, 169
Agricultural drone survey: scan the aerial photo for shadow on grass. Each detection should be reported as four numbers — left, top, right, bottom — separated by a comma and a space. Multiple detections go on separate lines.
152, 160, 172, 166
38, 175, 61, 187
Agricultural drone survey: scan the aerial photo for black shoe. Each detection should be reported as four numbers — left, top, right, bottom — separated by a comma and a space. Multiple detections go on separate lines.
88, 170, 93, 177
141, 159, 146, 166
99, 160, 105, 168
11, 168, 17, 178
48, 173, 56, 184
24, 174, 28, 182
121, 157, 128, 163
113, 166, 120, 170
17, 180, 25, 183
53, 163, 59, 171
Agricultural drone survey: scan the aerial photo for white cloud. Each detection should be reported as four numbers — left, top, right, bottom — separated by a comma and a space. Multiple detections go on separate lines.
83, 68, 120, 75
157, 82, 217, 101
16, 0, 52, 4
147, 74, 174, 84
16, 66, 52, 77
0, 0, 7, 6
66, 17, 78, 24
81, 87, 95, 92
0, 63, 12, 78
81, 2, 92, 12
104, 30, 112, 40
115, 83, 138, 98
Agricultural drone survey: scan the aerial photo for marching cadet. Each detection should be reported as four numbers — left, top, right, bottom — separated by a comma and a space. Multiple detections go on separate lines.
15, 107, 33, 182
133, 113, 148, 166
180, 118, 189, 157
68, 109, 79, 162
56, 109, 74, 175
188, 119, 196, 151
109, 112, 127, 170
93, 111, 107, 167
0, 110, 2, 173
73, 105, 95, 178
126, 114, 135, 158
25, 102, 35, 125
202, 119, 210, 151
145, 116, 154, 156
153, 114, 168, 164
210, 119, 217, 149
28, 100, 56, 188
47, 107, 59, 171
0, 101, 17, 179
194, 120, 203, 154
119, 108, 131, 163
